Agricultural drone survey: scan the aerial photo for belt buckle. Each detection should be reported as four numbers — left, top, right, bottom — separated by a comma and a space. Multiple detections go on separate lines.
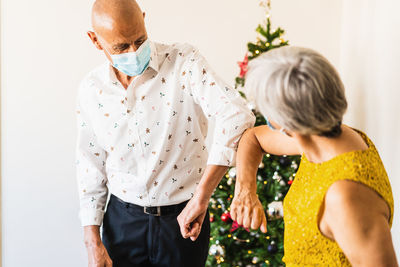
144, 206, 161, 216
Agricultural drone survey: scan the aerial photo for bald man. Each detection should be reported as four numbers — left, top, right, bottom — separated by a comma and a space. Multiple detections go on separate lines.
76, 0, 255, 266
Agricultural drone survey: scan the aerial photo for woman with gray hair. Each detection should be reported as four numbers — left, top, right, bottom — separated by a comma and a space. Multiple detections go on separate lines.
230, 46, 398, 266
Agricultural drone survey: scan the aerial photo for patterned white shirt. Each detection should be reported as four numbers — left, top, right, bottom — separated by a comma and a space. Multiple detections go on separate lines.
76, 41, 255, 226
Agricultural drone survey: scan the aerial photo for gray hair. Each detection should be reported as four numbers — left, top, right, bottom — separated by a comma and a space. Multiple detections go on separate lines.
245, 46, 347, 136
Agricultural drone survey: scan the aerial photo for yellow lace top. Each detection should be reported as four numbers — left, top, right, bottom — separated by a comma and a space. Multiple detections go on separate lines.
282, 129, 394, 266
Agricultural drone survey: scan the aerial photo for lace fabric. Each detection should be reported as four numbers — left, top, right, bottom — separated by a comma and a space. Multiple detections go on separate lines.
282, 129, 394, 266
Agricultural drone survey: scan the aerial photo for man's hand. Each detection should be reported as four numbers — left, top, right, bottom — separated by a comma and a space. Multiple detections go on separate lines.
87, 243, 113, 267
230, 188, 267, 233
177, 165, 228, 241
177, 195, 209, 241
84, 226, 112, 267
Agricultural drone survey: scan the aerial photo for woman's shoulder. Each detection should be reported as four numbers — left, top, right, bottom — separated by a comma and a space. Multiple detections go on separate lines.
338, 126, 387, 181
318, 126, 394, 225
341, 125, 371, 153
324, 179, 392, 227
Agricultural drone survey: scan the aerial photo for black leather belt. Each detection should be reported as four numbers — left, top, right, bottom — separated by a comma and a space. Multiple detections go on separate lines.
111, 194, 189, 216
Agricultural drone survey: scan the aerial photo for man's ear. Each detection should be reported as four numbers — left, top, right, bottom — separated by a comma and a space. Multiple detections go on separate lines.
87, 31, 103, 50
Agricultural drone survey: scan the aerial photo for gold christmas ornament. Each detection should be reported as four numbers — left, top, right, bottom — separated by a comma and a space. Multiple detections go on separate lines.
267, 201, 284, 219
209, 244, 225, 256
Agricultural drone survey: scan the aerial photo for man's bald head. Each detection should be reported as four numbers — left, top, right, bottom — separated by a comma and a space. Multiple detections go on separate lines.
89, 0, 147, 54
92, 0, 144, 34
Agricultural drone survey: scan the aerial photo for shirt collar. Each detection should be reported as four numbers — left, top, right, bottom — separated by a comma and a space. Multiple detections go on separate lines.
148, 41, 159, 73
105, 40, 159, 84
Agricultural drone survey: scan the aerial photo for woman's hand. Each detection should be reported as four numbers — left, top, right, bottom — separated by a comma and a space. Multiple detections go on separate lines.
229, 126, 298, 234
230, 187, 267, 233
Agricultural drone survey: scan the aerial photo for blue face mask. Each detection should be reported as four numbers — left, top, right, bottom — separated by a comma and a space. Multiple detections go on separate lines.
103, 39, 151, 77
264, 115, 289, 136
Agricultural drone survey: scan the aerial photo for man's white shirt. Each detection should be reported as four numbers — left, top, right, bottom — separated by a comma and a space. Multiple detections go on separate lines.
76, 41, 255, 226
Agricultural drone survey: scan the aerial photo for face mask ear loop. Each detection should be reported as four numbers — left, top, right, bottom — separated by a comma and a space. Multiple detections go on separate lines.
95, 33, 114, 64
280, 127, 290, 137
135, 39, 150, 55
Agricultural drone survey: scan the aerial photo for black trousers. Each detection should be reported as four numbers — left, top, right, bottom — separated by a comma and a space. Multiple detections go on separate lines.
102, 194, 210, 267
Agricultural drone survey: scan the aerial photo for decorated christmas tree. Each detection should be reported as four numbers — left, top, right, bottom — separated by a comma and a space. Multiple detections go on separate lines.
207, 1, 300, 266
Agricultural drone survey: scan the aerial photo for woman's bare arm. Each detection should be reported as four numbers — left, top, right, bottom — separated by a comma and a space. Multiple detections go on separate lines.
252, 125, 300, 156
323, 180, 398, 267
230, 126, 300, 232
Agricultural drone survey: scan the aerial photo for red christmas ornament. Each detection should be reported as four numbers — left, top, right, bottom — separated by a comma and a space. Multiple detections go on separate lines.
288, 180, 293, 185
237, 54, 249, 78
221, 212, 232, 223
210, 216, 215, 222
230, 221, 250, 233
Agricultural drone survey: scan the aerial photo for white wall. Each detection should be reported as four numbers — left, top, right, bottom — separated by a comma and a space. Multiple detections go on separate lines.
139, 0, 343, 83
1, 0, 95, 266
339, 0, 400, 257
2, 0, 397, 266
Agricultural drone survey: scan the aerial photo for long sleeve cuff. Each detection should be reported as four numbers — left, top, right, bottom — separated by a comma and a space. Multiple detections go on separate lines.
207, 143, 237, 167
79, 207, 105, 226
